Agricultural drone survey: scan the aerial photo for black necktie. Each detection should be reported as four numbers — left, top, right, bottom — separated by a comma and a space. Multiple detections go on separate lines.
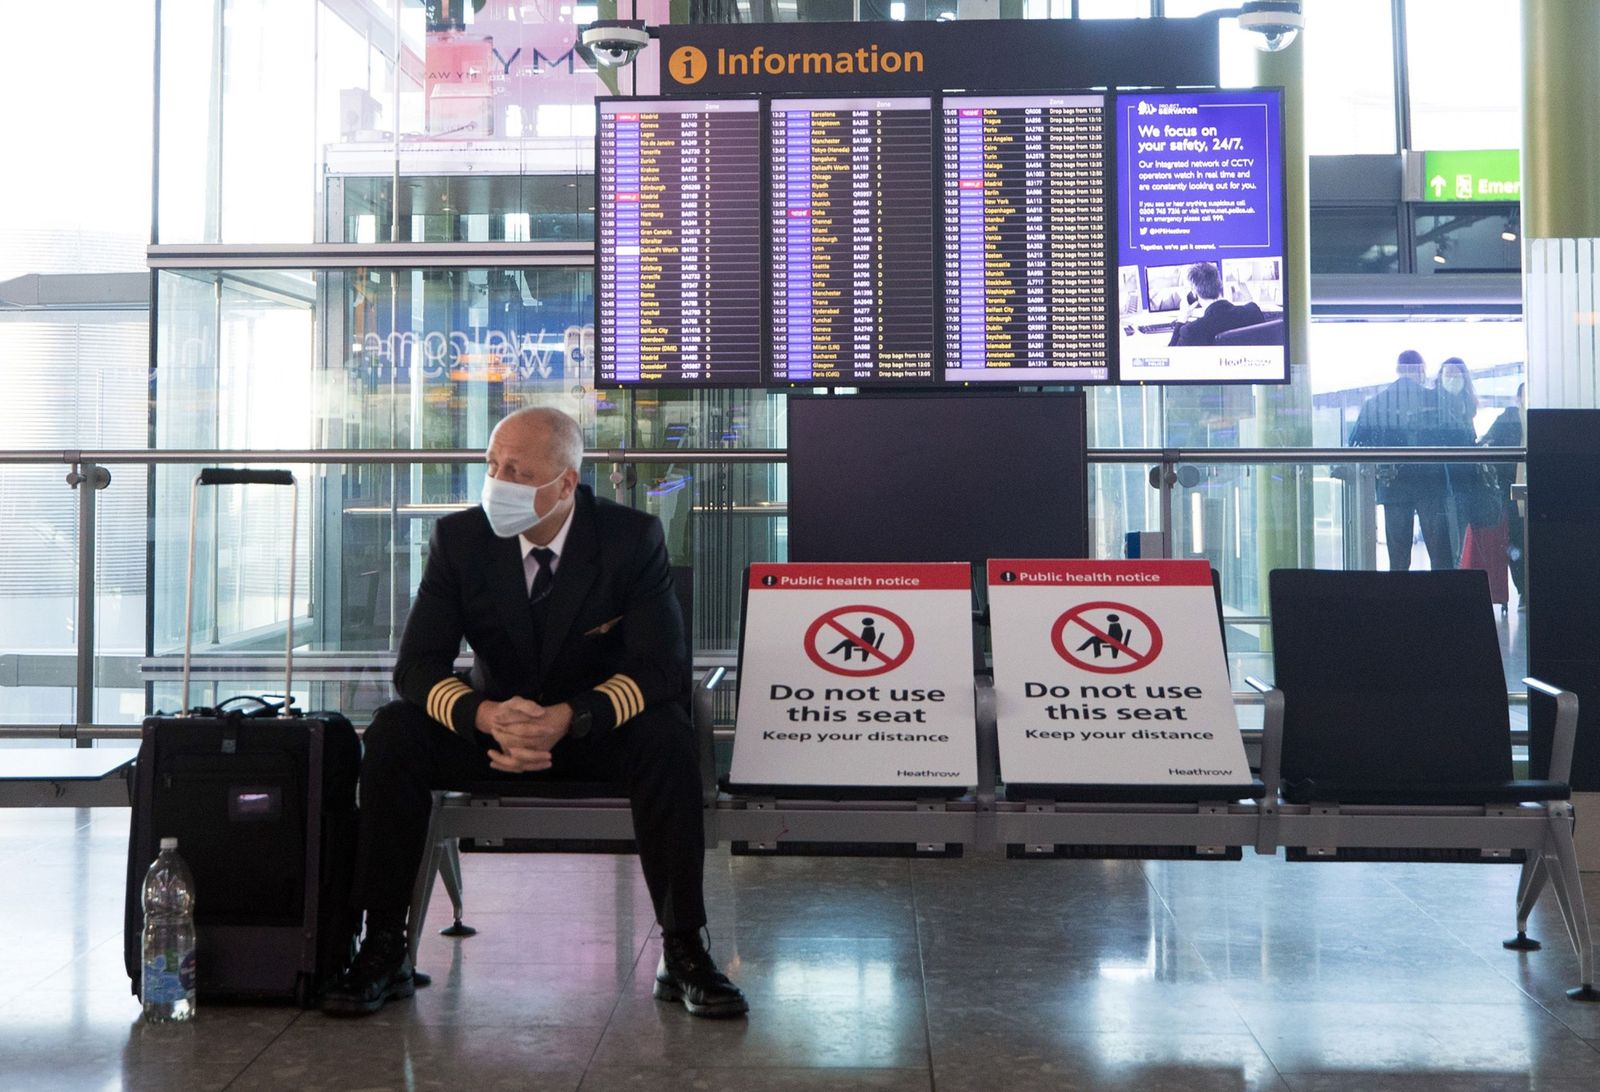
528, 547, 556, 606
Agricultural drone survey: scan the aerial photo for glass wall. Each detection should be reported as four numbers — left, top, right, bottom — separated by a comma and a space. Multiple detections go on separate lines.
0, 0, 155, 728
1404, 0, 1521, 151
145, 263, 787, 715
1302, 0, 1396, 155
0, 0, 1538, 727
157, 0, 667, 246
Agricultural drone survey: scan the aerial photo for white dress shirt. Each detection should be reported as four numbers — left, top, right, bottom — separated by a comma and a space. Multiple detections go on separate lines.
521, 504, 575, 596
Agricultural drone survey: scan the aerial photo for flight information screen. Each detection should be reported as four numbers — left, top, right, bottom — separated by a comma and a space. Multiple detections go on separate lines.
941, 93, 1111, 384
596, 97, 763, 386
769, 96, 937, 385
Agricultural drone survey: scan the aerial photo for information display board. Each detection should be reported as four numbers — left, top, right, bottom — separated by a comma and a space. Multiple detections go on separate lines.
769, 96, 937, 385
941, 94, 1111, 384
1114, 89, 1287, 384
987, 559, 1252, 794
729, 563, 978, 794
596, 97, 763, 386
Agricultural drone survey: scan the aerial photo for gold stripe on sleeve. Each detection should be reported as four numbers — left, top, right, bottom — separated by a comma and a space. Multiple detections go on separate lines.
613, 674, 645, 720
438, 682, 470, 730
594, 680, 628, 724
426, 678, 472, 732
602, 675, 639, 722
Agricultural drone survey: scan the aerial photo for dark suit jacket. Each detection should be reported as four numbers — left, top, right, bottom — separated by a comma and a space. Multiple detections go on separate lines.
1169, 299, 1265, 347
1348, 377, 1473, 502
393, 485, 688, 741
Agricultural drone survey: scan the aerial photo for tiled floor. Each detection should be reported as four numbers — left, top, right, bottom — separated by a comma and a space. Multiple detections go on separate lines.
3, 807, 1598, 1091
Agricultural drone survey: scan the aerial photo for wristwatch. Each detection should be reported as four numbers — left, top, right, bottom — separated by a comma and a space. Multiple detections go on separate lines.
568, 701, 594, 740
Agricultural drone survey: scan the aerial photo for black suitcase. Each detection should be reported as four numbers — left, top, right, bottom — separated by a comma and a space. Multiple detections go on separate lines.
124, 469, 360, 1007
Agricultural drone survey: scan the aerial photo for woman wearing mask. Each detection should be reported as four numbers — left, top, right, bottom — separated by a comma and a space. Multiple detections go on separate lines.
1436, 357, 1479, 429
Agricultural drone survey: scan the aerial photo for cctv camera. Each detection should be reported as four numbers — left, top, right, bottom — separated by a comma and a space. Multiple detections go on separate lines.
579, 20, 652, 68
1237, 1, 1303, 53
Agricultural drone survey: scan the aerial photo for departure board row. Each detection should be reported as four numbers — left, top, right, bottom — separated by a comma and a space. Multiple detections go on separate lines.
597, 99, 763, 385
942, 95, 1109, 383
770, 97, 936, 384
595, 91, 1286, 387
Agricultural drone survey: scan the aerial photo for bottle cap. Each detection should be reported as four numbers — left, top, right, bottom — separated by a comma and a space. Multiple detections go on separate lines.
159, 837, 178, 850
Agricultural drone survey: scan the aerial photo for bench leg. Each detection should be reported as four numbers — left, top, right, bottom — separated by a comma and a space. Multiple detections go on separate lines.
407, 791, 447, 968
1504, 855, 1546, 951
1544, 812, 1599, 1001
437, 839, 476, 938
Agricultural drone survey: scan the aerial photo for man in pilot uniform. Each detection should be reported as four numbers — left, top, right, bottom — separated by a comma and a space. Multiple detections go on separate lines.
323, 407, 746, 1018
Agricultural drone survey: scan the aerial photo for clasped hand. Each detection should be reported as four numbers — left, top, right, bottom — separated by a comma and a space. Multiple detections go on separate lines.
476, 697, 572, 773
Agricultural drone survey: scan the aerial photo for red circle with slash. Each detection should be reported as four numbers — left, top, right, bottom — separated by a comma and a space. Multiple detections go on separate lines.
804, 605, 914, 677
1051, 601, 1162, 674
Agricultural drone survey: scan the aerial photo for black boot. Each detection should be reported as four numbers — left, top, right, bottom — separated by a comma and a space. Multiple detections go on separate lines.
321, 923, 414, 1016
654, 932, 748, 1018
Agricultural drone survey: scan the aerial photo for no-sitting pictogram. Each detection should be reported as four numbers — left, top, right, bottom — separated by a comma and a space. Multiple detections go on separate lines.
804, 604, 914, 677
1051, 601, 1162, 674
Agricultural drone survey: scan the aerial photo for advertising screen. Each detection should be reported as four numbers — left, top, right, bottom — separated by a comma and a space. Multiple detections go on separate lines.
769, 96, 937, 385
940, 94, 1111, 384
1114, 89, 1287, 384
596, 97, 763, 386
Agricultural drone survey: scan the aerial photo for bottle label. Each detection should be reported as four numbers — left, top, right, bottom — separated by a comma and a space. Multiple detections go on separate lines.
144, 950, 194, 1004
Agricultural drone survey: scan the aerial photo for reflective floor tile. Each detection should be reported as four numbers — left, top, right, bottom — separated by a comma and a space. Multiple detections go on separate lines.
577, 1067, 933, 1091
229, 1020, 600, 1092
929, 1031, 1288, 1092
1280, 1071, 1600, 1092
1234, 999, 1578, 1072
923, 979, 1252, 1040
647, 935, 925, 1004
590, 1004, 929, 1071
413, 910, 655, 979
369, 956, 635, 1028
0, 1000, 296, 1092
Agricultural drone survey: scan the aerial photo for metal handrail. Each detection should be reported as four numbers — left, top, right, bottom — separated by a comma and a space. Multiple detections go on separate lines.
0, 445, 1527, 467
0, 443, 1532, 740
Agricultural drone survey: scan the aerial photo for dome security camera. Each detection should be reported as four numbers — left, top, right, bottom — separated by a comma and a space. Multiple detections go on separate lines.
1236, 1, 1303, 53
579, 20, 652, 68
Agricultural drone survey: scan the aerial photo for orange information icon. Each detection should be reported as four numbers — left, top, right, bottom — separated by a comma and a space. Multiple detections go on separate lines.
668, 46, 708, 86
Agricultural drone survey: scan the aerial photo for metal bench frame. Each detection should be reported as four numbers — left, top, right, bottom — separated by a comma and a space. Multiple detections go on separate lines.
406, 669, 1595, 999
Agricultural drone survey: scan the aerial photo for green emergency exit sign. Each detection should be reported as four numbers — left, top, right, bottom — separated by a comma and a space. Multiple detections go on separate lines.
1421, 149, 1521, 202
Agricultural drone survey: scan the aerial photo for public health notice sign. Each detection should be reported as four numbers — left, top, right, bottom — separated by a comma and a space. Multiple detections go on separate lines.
1114, 89, 1287, 385
987, 559, 1249, 788
729, 563, 977, 791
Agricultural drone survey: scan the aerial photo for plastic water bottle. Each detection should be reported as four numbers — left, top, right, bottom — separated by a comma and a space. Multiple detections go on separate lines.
141, 837, 196, 1023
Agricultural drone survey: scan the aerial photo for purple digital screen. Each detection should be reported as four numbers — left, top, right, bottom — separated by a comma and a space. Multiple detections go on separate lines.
1114, 90, 1287, 384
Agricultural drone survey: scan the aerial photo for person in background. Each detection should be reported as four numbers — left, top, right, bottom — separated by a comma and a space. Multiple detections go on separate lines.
1479, 382, 1528, 608
1433, 357, 1486, 563
1349, 350, 1466, 571
1435, 357, 1480, 435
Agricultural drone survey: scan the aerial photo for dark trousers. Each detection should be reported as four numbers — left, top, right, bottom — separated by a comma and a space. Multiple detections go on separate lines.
1382, 490, 1455, 572
351, 700, 707, 933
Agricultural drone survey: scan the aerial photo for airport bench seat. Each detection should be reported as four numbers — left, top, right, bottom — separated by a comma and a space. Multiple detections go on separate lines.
1255, 568, 1596, 1000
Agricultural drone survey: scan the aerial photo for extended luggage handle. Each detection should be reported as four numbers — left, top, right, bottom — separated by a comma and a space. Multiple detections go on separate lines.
180, 469, 299, 718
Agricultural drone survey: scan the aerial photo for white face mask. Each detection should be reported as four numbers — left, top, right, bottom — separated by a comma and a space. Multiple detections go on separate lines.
481, 473, 564, 538
1441, 375, 1465, 395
